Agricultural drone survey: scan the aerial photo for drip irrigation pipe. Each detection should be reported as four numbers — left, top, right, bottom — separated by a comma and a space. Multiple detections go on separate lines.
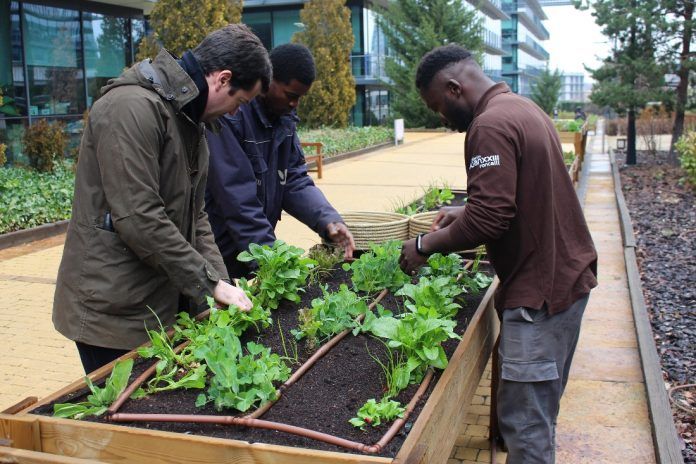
108, 340, 191, 416
107, 288, 389, 418
668, 383, 696, 416
246, 288, 389, 419
109, 369, 435, 455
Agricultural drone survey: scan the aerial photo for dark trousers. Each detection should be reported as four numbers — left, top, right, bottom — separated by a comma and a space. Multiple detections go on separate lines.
497, 295, 589, 464
75, 341, 129, 375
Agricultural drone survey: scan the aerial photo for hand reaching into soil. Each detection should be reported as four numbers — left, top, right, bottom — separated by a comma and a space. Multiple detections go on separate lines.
431, 206, 466, 232
213, 280, 253, 311
326, 222, 355, 260
399, 238, 428, 275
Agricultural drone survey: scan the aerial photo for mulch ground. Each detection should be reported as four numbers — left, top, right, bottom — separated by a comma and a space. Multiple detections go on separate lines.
618, 150, 695, 462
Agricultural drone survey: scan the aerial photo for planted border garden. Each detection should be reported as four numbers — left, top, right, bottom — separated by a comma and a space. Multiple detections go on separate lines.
0, 125, 392, 235
34, 240, 493, 457
618, 149, 695, 462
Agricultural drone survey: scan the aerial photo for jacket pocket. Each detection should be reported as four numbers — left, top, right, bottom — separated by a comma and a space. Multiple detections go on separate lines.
79, 226, 165, 316
501, 359, 559, 382
248, 154, 268, 204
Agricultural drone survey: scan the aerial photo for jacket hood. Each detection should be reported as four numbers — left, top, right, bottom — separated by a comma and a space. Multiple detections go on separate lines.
100, 48, 199, 112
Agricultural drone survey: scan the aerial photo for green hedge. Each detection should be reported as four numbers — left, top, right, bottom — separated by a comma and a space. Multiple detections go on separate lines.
0, 127, 395, 234
297, 126, 392, 157
0, 160, 75, 234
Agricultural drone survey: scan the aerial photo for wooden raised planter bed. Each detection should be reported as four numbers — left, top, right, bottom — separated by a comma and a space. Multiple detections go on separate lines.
557, 123, 588, 161
0, 276, 499, 464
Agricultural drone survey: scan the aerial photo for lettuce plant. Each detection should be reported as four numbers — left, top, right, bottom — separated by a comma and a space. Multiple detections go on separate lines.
238, 241, 316, 309
343, 240, 409, 294
349, 397, 406, 430
291, 284, 369, 347
53, 359, 134, 419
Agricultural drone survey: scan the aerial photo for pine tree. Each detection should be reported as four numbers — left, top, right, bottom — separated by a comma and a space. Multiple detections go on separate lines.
662, 0, 695, 162
136, 0, 243, 60
530, 68, 563, 116
293, 0, 356, 128
378, 0, 483, 128
577, 0, 669, 165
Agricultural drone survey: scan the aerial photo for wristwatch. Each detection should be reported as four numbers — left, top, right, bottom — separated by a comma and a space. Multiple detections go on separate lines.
415, 233, 429, 256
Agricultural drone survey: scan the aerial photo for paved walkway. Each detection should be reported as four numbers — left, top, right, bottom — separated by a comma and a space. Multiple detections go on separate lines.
448, 127, 657, 463
0, 129, 657, 463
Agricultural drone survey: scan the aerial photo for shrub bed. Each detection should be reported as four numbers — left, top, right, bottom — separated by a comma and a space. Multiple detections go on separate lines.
0, 160, 74, 234
298, 126, 392, 157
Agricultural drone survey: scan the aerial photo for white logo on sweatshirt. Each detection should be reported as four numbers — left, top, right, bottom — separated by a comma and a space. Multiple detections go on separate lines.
278, 169, 287, 185
469, 154, 501, 170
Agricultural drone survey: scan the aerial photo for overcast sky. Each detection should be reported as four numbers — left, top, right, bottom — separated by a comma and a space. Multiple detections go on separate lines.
543, 4, 612, 82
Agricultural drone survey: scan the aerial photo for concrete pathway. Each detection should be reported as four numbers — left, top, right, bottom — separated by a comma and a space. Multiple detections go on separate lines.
448, 127, 657, 463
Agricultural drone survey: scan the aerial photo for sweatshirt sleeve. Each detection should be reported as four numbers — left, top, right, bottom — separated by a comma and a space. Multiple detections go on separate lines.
439, 124, 518, 251
281, 133, 343, 239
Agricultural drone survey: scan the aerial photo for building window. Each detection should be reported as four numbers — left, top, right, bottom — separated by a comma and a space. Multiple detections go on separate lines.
272, 9, 301, 48
1, 0, 26, 117
22, 3, 86, 116
83, 12, 129, 107
243, 11, 272, 49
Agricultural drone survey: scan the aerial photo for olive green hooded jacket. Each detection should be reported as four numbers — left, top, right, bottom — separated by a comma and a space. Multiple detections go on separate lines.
53, 50, 228, 350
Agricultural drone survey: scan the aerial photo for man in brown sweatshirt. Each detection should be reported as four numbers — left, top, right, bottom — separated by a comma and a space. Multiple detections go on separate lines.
399, 45, 598, 463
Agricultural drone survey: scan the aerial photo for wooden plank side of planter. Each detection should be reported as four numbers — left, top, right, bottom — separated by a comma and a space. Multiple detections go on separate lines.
394, 278, 500, 464
22, 350, 142, 414
4, 415, 388, 464
0, 414, 41, 451
0, 446, 102, 464
15, 279, 499, 464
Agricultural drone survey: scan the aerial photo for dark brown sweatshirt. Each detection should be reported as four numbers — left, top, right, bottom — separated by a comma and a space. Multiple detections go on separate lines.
430, 83, 597, 314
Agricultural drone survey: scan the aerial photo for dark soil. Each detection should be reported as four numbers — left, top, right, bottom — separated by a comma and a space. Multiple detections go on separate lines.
34, 265, 490, 458
618, 150, 695, 463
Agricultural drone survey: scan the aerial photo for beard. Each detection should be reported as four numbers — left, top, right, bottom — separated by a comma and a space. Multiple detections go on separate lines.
444, 100, 473, 133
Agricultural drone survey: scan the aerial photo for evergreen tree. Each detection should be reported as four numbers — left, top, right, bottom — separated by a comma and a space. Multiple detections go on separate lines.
293, 0, 355, 128
530, 68, 563, 116
378, 0, 483, 128
577, 0, 669, 164
136, 0, 243, 60
662, 0, 695, 162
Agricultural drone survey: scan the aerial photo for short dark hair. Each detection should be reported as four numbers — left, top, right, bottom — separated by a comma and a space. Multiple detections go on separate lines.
415, 45, 473, 91
269, 43, 316, 86
193, 24, 272, 92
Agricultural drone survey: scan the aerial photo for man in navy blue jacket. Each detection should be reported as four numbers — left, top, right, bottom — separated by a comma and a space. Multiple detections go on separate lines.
205, 43, 355, 278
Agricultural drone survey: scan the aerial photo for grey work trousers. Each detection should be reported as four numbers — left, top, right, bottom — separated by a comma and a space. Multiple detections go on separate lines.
497, 295, 589, 464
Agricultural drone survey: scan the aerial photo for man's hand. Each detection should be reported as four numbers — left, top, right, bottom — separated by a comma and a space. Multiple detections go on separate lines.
213, 280, 253, 311
399, 238, 428, 276
431, 206, 466, 232
326, 222, 355, 260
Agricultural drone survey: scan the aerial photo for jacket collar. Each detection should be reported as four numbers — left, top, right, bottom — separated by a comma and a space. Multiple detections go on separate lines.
473, 82, 511, 120
136, 49, 199, 112
250, 97, 300, 131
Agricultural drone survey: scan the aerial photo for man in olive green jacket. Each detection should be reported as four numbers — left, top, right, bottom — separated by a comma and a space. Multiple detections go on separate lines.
53, 25, 271, 373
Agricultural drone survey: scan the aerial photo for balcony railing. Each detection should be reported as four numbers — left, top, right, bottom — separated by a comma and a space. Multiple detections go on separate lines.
516, 7, 550, 40
517, 35, 549, 60
351, 54, 387, 81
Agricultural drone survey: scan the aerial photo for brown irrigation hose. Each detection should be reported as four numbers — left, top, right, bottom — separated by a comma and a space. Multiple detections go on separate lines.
108, 340, 191, 415
668, 383, 696, 415
109, 368, 435, 454
246, 288, 390, 419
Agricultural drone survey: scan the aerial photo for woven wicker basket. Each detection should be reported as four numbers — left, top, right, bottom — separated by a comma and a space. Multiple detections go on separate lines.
341, 211, 410, 250
409, 211, 439, 238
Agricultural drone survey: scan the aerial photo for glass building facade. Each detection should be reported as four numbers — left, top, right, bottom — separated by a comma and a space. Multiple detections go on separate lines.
501, 0, 549, 96
242, 0, 390, 127
0, 0, 144, 163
